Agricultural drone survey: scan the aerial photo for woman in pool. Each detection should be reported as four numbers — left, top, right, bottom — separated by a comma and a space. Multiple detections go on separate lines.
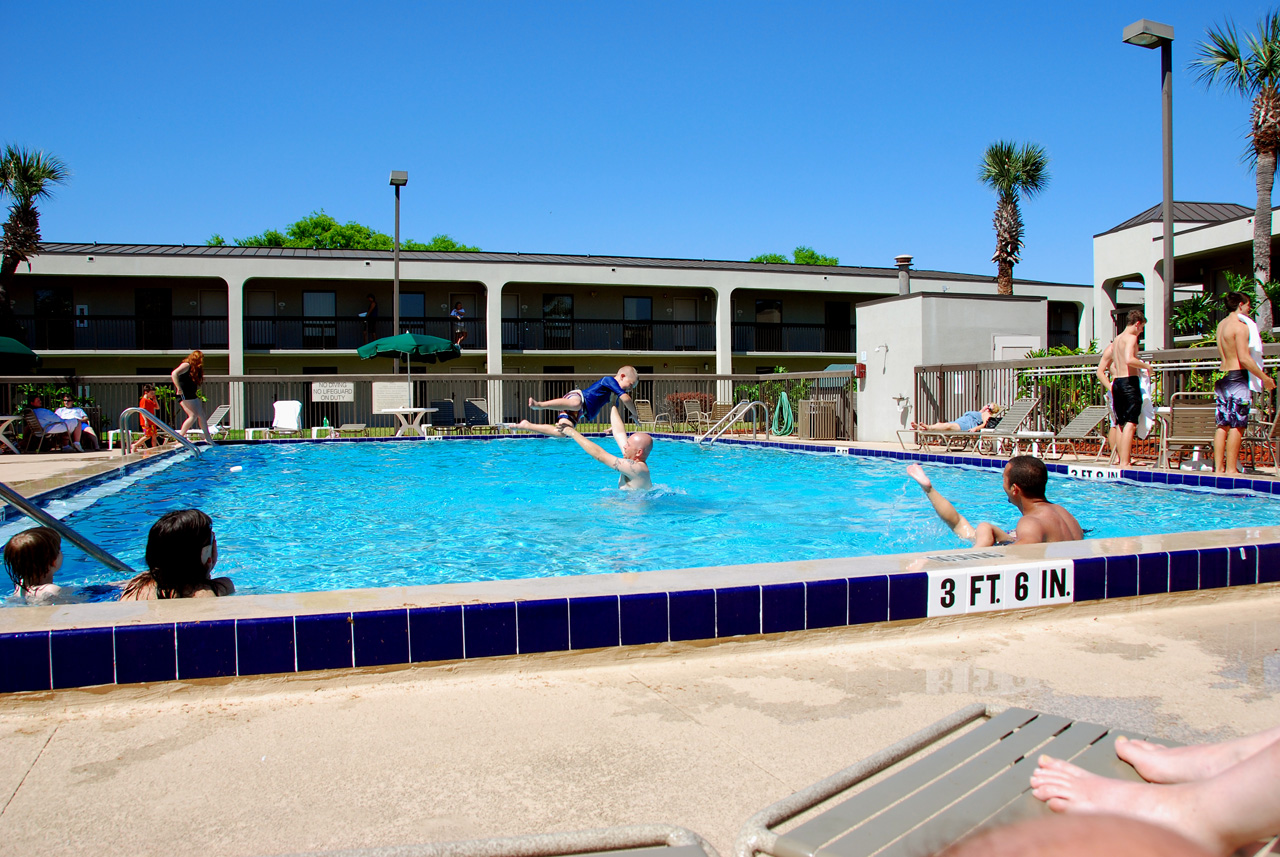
120, 509, 234, 600
171, 350, 216, 443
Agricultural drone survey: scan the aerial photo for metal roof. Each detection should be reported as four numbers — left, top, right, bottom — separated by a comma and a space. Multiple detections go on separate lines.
37, 243, 1085, 288
1096, 201, 1253, 236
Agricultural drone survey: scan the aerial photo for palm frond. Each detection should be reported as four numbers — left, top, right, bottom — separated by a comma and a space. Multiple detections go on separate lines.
0, 145, 70, 204
1193, 19, 1250, 93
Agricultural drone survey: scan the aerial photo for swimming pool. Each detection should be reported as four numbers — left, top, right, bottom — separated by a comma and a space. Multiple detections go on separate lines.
6, 436, 1279, 601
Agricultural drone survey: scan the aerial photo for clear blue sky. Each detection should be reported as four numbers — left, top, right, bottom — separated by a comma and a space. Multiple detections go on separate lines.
10, 0, 1273, 285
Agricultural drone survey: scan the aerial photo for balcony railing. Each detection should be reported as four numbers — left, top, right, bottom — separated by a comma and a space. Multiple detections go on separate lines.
16, 315, 229, 351
502, 319, 714, 351
242, 316, 486, 350
732, 323, 856, 353
15, 315, 856, 355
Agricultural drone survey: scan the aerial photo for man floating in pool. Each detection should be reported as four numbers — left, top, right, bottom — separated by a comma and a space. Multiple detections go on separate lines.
906, 456, 1082, 546
516, 404, 653, 490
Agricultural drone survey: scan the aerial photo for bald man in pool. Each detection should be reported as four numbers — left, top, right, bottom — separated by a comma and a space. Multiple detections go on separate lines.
516, 404, 653, 491
906, 455, 1082, 546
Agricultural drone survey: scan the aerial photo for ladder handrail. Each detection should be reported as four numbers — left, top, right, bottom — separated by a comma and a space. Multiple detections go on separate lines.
117, 407, 203, 457
698, 400, 771, 445
0, 481, 136, 576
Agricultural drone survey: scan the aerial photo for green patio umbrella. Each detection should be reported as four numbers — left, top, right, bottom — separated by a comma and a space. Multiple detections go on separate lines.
0, 337, 40, 372
356, 333, 460, 407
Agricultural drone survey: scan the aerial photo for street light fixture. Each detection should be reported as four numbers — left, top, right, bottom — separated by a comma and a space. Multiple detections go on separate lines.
389, 170, 407, 371
1123, 18, 1175, 350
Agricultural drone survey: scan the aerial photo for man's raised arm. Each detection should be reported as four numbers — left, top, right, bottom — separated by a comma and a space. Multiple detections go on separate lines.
609, 404, 628, 452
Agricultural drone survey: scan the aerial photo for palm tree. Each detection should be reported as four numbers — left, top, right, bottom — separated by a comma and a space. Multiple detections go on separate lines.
978, 140, 1050, 295
0, 145, 70, 339
1194, 12, 1280, 332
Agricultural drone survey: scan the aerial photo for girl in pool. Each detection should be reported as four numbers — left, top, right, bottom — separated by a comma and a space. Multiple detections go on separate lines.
4, 526, 67, 604
171, 350, 216, 443
120, 509, 235, 600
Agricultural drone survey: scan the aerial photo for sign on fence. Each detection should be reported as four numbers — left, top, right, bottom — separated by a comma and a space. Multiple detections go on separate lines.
311, 381, 354, 403
372, 381, 410, 412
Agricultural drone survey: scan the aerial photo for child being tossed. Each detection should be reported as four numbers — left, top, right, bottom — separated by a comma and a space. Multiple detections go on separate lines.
528, 365, 639, 428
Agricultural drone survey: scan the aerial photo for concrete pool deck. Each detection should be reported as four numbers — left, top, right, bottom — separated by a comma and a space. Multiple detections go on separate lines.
0, 585, 1276, 856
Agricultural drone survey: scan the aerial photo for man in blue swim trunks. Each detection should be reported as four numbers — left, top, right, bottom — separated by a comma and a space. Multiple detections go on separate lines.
906, 456, 1082, 546
1213, 292, 1276, 474
528, 365, 638, 428
911, 403, 1001, 433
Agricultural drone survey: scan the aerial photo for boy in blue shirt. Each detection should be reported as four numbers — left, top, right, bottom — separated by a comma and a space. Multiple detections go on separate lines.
528, 365, 638, 428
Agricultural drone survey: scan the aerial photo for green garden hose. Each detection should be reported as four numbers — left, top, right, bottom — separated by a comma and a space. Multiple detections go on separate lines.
772, 392, 795, 436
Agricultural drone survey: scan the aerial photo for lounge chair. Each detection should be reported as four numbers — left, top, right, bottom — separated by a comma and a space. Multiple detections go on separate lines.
1017, 403, 1112, 460
246, 400, 303, 439
464, 398, 503, 434
183, 404, 230, 442
974, 397, 1040, 456
633, 399, 673, 432
1157, 392, 1217, 470
428, 399, 462, 435
330, 422, 367, 438
734, 703, 1201, 857
1244, 403, 1280, 474
21, 409, 71, 453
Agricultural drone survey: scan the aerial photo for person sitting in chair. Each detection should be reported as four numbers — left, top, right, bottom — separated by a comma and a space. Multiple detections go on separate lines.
56, 394, 99, 450
28, 395, 84, 452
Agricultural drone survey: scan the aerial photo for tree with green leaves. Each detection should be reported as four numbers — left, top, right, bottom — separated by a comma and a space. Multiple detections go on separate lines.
208, 210, 480, 252
1194, 11, 1280, 331
749, 246, 839, 266
0, 145, 70, 339
978, 140, 1050, 296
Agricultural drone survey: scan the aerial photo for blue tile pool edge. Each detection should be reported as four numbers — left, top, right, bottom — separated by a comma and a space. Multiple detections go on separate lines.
3, 532, 1277, 693
3, 436, 1278, 693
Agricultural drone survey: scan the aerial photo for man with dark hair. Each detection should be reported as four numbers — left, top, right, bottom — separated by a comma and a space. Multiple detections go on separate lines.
1096, 308, 1153, 467
1214, 291, 1275, 474
906, 455, 1082, 546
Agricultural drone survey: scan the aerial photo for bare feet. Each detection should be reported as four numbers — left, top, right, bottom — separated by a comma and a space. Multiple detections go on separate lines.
1030, 756, 1220, 855
1117, 729, 1280, 784
528, 397, 540, 410
905, 463, 932, 492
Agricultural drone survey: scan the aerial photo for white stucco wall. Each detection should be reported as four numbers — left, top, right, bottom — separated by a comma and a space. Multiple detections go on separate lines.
855, 294, 1047, 443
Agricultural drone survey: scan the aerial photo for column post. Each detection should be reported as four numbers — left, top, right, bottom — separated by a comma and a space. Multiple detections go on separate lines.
226, 274, 247, 430
714, 287, 733, 402
485, 281, 505, 423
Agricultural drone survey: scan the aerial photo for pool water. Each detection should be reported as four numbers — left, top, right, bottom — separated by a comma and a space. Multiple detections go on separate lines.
4, 438, 1278, 602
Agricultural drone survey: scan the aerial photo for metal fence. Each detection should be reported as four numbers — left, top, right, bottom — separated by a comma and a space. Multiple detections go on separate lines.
914, 345, 1280, 432
0, 370, 858, 442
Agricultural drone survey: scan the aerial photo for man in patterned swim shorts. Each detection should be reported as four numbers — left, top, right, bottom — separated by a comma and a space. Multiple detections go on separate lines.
1214, 292, 1276, 474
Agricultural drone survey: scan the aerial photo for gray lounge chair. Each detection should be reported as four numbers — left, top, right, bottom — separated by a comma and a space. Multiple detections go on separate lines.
1019, 403, 1112, 460
732, 703, 1239, 857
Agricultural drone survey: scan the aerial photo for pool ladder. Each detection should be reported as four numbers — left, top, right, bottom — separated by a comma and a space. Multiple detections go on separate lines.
0, 481, 136, 575
698, 400, 771, 446
116, 408, 203, 457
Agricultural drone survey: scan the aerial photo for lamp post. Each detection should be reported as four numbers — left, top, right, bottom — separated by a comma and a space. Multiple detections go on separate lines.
389, 170, 408, 371
1123, 18, 1175, 350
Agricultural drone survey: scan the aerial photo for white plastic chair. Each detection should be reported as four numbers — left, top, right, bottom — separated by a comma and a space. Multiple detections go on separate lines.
246, 400, 303, 439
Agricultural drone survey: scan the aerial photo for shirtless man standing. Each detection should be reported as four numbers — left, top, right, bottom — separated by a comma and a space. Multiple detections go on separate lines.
906, 456, 1082, 546
1096, 309, 1153, 468
516, 404, 653, 490
1213, 291, 1276, 474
